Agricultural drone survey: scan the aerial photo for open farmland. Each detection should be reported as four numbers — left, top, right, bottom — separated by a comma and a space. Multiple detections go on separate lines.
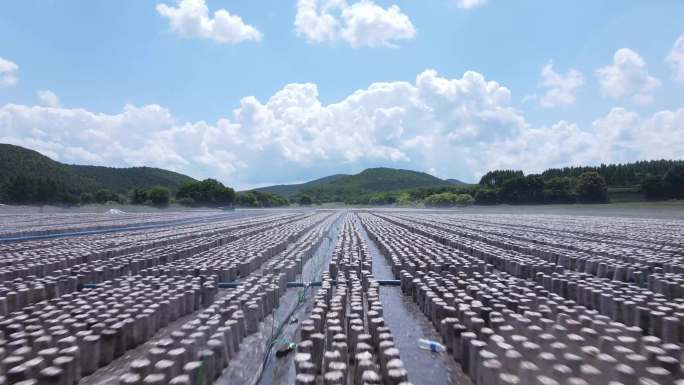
0, 209, 683, 385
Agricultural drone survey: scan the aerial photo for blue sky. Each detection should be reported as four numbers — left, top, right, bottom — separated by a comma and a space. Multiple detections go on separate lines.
1, 0, 683, 189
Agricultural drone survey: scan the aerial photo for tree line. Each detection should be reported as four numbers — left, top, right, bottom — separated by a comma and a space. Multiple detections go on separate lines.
0, 177, 289, 208
2, 159, 683, 207
0, 176, 80, 205
476, 161, 684, 204
474, 170, 609, 204
296, 161, 684, 207
540, 160, 682, 187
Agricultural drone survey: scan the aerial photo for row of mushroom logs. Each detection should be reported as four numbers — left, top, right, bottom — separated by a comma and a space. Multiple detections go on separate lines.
359, 212, 684, 385
115, 213, 339, 385
294, 215, 411, 385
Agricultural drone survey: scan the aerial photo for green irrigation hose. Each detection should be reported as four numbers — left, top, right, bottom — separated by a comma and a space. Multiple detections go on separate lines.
197, 362, 204, 385
192, 267, 314, 385
253, 282, 310, 385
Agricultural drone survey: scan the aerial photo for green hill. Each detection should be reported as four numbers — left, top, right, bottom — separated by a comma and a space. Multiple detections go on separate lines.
252, 174, 347, 198
68, 164, 196, 193
446, 178, 469, 185
295, 167, 452, 202
0, 143, 196, 203
0, 144, 99, 193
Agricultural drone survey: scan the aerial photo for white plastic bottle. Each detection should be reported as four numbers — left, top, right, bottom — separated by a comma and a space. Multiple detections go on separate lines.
418, 338, 446, 353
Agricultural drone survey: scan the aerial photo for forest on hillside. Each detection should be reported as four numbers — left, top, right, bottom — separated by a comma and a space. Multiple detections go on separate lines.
299, 160, 684, 206
2, 142, 682, 207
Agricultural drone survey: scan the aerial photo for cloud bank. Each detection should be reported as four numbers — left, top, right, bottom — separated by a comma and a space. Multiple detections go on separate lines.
2, 70, 682, 188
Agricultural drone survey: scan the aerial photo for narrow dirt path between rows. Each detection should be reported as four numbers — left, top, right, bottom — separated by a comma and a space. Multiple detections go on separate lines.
217, 213, 344, 385
357, 216, 472, 385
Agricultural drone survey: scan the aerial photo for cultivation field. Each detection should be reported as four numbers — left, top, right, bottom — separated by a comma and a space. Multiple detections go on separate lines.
1, 209, 683, 385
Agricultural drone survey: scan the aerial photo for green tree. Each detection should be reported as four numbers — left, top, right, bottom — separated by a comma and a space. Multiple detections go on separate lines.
396, 192, 414, 206
543, 177, 576, 203
641, 175, 668, 201
366, 192, 397, 205
664, 164, 684, 199
130, 188, 148, 204
479, 170, 524, 188
576, 172, 608, 203
498, 176, 529, 204
424, 193, 450, 207
214, 186, 236, 205
33, 178, 57, 203
94, 189, 120, 204
525, 174, 545, 202
251, 191, 288, 207
147, 186, 170, 206
0, 176, 77, 205
176, 197, 195, 206
474, 188, 497, 204
2, 176, 34, 203
80, 192, 95, 204
236, 192, 258, 207
176, 179, 236, 206
542, 160, 683, 186
424, 192, 473, 207
298, 194, 313, 205
454, 193, 475, 206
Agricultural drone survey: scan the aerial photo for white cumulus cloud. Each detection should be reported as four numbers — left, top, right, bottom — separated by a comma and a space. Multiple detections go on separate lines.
2, 70, 683, 188
596, 48, 660, 105
156, 0, 262, 44
666, 34, 684, 83
0, 57, 18, 87
456, 0, 487, 9
470, 107, 684, 178
538, 62, 584, 108
0, 103, 245, 181
295, 0, 416, 48
37, 90, 60, 108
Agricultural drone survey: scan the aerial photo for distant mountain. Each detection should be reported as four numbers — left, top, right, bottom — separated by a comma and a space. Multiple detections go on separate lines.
445, 178, 464, 185
0, 143, 196, 196
252, 174, 347, 198
254, 167, 471, 202
292, 167, 452, 202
